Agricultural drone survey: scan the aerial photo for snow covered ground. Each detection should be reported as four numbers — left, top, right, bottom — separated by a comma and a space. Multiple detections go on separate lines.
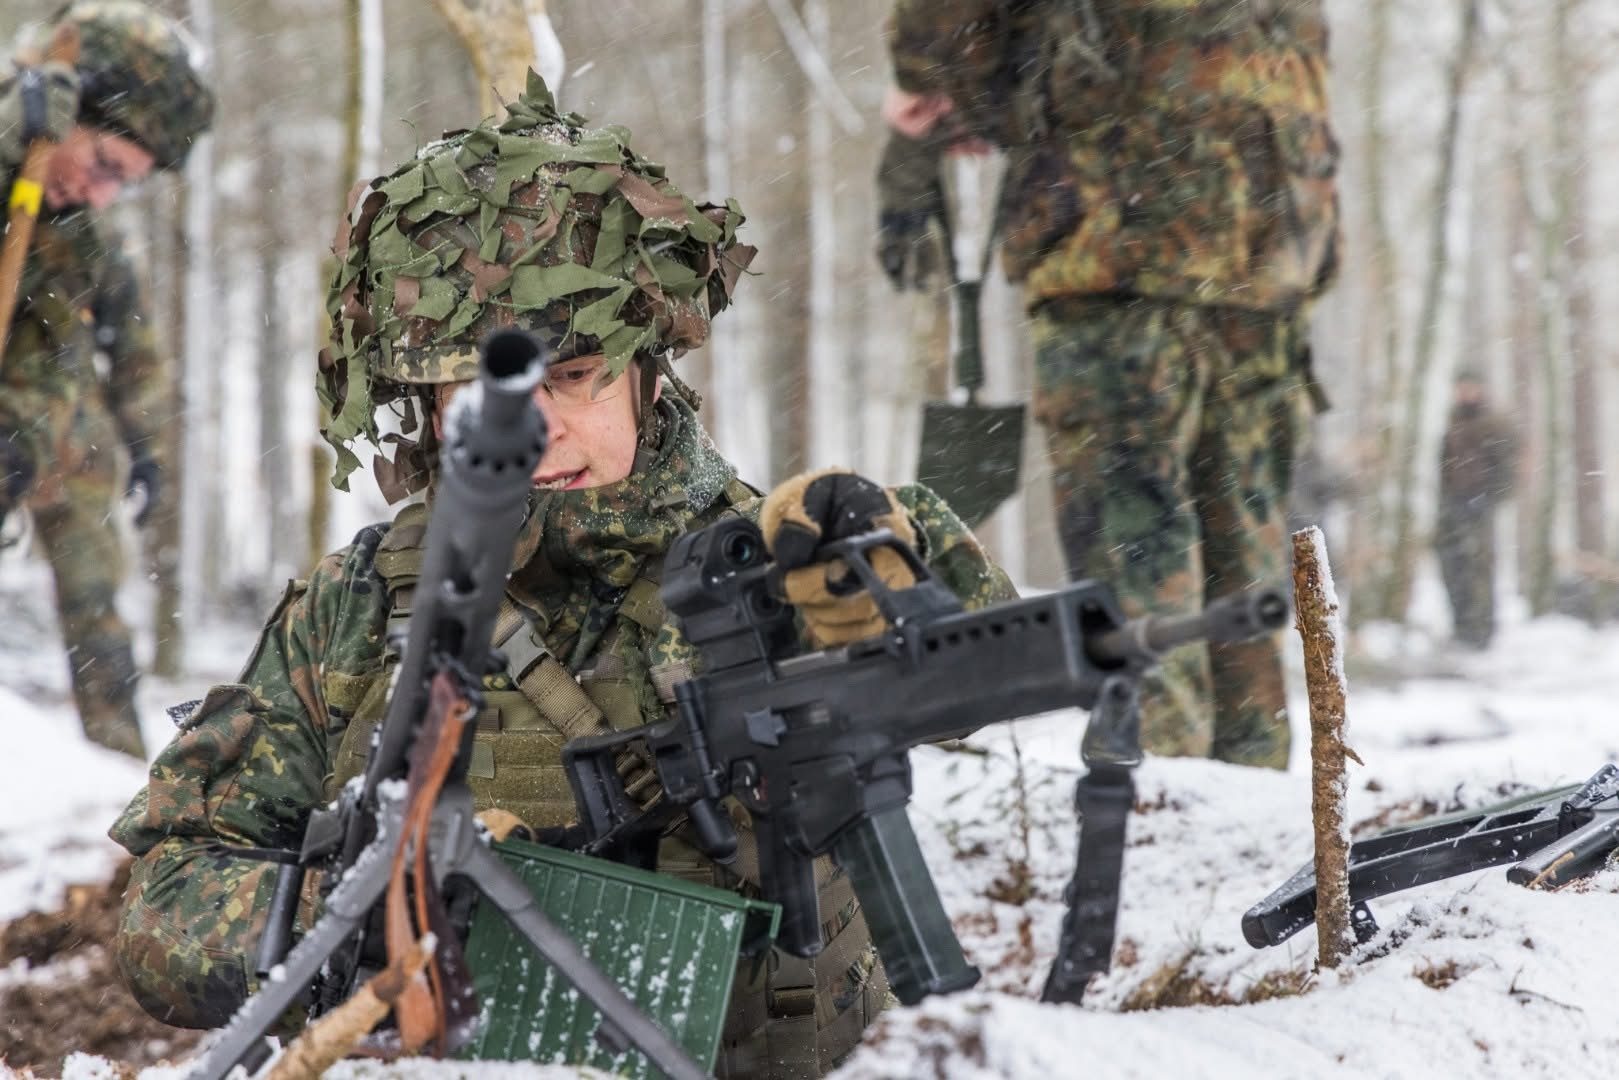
2, 549, 1617, 1078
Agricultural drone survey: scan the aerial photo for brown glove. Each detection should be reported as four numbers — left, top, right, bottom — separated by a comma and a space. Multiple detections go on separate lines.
475, 808, 534, 843
760, 469, 920, 647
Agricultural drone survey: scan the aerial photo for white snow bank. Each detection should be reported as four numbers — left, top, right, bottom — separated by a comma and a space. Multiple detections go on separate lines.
0, 686, 149, 922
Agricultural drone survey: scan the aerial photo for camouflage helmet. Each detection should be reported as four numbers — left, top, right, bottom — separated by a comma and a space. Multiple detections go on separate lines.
319, 72, 756, 491
51, 1, 215, 170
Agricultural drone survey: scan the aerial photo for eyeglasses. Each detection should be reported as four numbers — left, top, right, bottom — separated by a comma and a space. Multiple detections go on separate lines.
434, 354, 625, 413
538, 354, 625, 407
89, 139, 138, 190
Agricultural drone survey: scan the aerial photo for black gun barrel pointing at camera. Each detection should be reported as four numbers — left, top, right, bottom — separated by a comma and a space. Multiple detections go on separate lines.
197, 332, 709, 1080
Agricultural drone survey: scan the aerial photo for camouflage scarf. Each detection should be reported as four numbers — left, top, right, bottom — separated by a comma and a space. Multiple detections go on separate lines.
508, 395, 736, 666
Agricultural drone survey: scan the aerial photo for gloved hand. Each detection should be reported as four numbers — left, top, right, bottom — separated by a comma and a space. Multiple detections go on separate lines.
875, 132, 948, 291
475, 808, 536, 844
126, 452, 160, 527
761, 469, 921, 647
18, 61, 81, 144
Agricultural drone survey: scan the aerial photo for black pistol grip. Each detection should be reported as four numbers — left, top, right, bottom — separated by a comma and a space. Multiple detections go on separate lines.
757, 819, 823, 958
833, 806, 980, 1006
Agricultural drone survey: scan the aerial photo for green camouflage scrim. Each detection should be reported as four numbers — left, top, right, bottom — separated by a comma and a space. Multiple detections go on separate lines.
887, 0, 1340, 313
109, 393, 1014, 1033
1, 65, 177, 757
320, 70, 757, 491
1034, 299, 1306, 769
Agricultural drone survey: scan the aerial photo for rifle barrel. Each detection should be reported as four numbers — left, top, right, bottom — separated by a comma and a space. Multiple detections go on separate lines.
1089, 586, 1288, 667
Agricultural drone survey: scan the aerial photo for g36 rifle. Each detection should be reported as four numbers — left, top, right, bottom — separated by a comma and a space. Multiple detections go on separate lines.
565, 517, 1289, 1006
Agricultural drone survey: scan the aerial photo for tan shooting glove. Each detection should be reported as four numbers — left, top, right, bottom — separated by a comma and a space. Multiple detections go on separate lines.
760, 469, 920, 647
475, 808, 534, 843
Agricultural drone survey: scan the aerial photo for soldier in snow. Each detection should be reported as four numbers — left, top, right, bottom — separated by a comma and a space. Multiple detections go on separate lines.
1436, 370, 1518, 649
876, 0, 1341, 769
0, 1, 213, 758
110, 76, 1013, 1077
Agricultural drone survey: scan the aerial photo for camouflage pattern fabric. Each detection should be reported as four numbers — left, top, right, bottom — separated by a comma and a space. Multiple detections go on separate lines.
887, 1, 1341, 768
108, 393, 1014, 1047
887, 0, 1341, 313
320, 71, 756, 493
1034, 298, 1307, 769
1436, 402, 1518, 649
1, 69, 176, 759
42, 1, 215, 168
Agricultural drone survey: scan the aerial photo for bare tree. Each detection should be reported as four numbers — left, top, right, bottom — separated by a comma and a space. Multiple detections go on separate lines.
431, 0, 564, 115
1377, 0, 1482, 621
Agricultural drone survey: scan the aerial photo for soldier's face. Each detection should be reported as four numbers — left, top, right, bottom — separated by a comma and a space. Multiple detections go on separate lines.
434, 355, 655, 490
44, 128, 155, 211
1454, 380, 1485, 407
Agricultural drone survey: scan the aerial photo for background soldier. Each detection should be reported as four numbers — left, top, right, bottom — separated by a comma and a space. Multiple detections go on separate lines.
110, 76, 1013, 1077
1436, 370, 1518, 649
0, 1, 213, 758
878, 0, 1340, 769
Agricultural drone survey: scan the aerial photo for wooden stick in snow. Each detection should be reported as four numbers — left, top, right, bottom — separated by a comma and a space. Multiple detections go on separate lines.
262, 934, 435, 1080
1292, 527, 1362, 970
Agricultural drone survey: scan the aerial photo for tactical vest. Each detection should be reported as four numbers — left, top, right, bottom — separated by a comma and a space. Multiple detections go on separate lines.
325, 485, 887, 1077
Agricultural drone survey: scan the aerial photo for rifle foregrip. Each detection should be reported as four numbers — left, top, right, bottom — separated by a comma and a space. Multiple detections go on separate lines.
833, 807, 980, 1006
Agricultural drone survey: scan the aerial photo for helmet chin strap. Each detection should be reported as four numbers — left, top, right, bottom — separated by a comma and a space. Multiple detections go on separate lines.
632, 356, 663, 474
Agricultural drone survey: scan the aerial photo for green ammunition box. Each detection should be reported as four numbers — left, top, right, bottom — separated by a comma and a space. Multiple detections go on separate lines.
461, 839, 779, 1078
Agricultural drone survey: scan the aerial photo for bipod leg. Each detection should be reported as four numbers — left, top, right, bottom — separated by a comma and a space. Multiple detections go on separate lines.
1042, 674, 1141, 1005
188, 815, 401, 1080
457, 841, 709, 1080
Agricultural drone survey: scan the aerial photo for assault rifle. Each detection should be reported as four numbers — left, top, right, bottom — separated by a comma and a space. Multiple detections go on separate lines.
1243, 763, 1619, 950
564, 517, 1290, 1006
192, 331, 705, 1080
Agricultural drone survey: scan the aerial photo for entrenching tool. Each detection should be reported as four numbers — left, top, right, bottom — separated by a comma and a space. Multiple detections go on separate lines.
916, 155, 1024, 528
0, 22, 80, 361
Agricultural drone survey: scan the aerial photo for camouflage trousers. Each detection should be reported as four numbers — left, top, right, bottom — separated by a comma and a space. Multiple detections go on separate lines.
1032, 297, 1311, 770
24, 397, 145, 758
1435, 507, 1496, 649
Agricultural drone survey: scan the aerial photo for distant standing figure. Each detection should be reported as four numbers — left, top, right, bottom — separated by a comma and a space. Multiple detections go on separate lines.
1436, 371, 1518, 649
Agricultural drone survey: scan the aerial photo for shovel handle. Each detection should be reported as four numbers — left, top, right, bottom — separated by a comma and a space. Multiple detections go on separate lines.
953, 280, 984, 399
0, 22, 82, 360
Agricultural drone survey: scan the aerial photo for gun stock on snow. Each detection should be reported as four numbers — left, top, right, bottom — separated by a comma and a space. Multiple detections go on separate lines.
564, 518, 1289, 1006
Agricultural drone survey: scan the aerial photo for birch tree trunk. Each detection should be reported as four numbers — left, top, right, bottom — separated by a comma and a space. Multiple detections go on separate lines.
1557, 0, 1607, 615
180, 0, 218, 620
256, 116, 296, 585
737, 0, 811, 484
149, 175, 187, 678
1379, 0, 1481, 621
431, 0, 564, 114
1349, 0, 1402, 627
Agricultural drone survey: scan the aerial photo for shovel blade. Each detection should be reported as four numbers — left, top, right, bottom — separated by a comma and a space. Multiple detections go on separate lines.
917, 401, 1025, 528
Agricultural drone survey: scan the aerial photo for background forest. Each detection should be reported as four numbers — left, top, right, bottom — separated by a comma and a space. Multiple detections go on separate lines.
2, 0, 1617, 669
